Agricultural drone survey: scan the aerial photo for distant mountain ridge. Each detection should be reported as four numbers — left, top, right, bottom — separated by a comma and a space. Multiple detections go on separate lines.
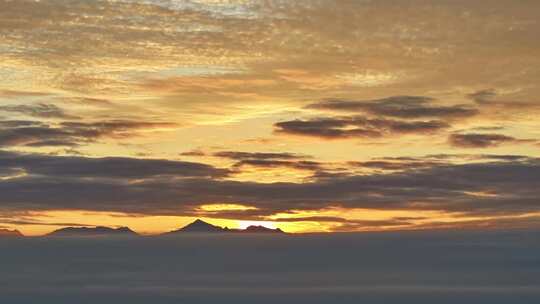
243, 225, 284, 233
48, 226, 138, 237
0, 229, 23, 237
2, 220, 285, 238
163, 219, 285, 235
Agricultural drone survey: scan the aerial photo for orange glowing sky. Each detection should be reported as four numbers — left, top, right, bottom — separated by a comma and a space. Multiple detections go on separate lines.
1, 0, 540, 236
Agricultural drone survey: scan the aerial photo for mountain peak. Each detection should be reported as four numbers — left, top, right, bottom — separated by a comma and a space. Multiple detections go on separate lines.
176, 219, 225, 233
116, 227, 136, 233
164, 220, 287, 235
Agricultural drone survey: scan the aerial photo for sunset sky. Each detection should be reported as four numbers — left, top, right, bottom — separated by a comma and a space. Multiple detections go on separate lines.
1, 0, 539, 235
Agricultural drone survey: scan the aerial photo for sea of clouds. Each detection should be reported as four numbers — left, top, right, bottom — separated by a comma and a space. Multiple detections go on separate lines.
1, 229, 539, 303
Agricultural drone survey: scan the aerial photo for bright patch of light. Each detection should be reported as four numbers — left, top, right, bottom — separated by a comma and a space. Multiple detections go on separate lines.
198, 203, 258, 212
337, 71, 401, 87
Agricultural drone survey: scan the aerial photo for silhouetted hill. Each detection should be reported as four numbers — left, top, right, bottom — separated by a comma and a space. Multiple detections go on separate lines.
242, 225, 284, 234
48, 226, 138, 237
0, 229, 23, 237
164, 219, 286, 235
164, 219, 226, 234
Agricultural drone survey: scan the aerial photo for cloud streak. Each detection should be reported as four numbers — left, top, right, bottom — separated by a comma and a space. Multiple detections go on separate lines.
275, 117, 449, 139
0, 103, 79, 119
0, 119, 177, 147
308, 96, 479, 119
449, 133, 532, 148
0, 151, 228, 179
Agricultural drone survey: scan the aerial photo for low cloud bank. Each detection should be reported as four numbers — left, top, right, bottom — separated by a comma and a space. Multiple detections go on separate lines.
0, 230, 539, 303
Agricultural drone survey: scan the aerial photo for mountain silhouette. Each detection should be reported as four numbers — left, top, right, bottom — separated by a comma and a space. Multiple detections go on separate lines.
0, 229, 23, 237
3, 220, 286, 237
164, 219, 286, 235
242, 225, 284, 233
48, 226, 138, 237
165, 219, 226, 234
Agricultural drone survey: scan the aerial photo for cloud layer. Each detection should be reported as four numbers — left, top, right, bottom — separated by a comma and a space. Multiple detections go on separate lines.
1, 151, 539, 228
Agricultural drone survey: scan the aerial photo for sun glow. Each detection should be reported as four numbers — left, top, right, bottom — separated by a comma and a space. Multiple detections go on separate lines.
198, 204, 258, 212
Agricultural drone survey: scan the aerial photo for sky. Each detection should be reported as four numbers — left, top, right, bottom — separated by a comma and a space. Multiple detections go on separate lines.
1, 0, 540, 235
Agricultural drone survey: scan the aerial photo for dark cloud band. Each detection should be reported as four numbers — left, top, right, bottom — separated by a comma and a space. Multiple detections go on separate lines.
0, 151, 538, 220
